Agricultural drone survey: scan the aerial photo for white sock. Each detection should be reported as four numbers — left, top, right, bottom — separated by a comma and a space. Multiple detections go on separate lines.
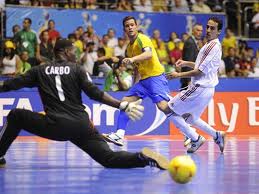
168, 115, 199, 141
116, 129, 125, 138
191, 118, 217, 138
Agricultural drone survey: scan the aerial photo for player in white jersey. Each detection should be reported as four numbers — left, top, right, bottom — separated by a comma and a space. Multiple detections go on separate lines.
166, 17, 226, 153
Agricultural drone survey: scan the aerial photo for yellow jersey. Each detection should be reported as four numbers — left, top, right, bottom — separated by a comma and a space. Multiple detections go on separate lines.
126, 33, 164, 80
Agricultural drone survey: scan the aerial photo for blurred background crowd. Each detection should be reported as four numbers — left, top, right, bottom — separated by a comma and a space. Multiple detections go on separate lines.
0, 0, 258, 92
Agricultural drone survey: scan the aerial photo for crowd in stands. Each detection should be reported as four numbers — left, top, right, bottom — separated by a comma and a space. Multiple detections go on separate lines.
5, 0, 224, 13
2, 1, 259, 37
0, 1, 258, 91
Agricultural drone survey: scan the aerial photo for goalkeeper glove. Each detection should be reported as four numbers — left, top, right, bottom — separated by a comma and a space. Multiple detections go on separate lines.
119, 99, 144, 121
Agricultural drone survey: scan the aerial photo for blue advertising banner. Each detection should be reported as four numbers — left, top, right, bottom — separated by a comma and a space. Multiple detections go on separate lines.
0, 77, 258, 136
6, 7, 226, 41
0, 90, 169, 136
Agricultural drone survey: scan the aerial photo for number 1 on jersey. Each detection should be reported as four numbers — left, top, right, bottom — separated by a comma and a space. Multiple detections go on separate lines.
55, 75, 65, 101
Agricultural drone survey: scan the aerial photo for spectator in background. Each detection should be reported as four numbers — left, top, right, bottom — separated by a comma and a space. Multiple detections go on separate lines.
223, 47, 239, 77
114, 37, 127, 57
180, 23, 203, 90
222, 28, 237, 57
12, 24, 20, 37
83, 25, 100, 51
171, 0, 190, 13
80, 41, 98, 75
107, 28, 118, 48
86, 0, 99, 9
151, 29, 165, 49
76, 26, 85, 38
205, 0, 223, 12
100, 34, 114, 58
251, 12, 259, 38
167, 31, 178, 51
104, 59, 133, 91
1, 40, 21, 76
181, 32, 189, 42
39, 30, 54, 63
68, 33, 81, 62
117, 0, 133, 11
93, 47, 112, 77
74, 29, 84, 53
152, 0, 168, 12
47, 20, 61, 45
19, 0, 31, 6
13, 18, 39, 66
192, 0, 211, 13
156, 38, 170, 68
134, 0, 152, 12
169, 38, 182, 67
19, 51, 31, 74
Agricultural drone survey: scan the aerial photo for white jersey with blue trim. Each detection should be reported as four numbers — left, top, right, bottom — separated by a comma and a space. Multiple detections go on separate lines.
191, 38, 222, 88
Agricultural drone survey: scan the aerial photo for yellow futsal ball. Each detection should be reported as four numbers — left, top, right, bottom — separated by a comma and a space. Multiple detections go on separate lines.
168, 155, 197, 184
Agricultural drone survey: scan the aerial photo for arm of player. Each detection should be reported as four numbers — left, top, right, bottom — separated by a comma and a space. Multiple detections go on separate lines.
122, 48, 152, 65
166, 69, 202, 80
0, 68, 37, 92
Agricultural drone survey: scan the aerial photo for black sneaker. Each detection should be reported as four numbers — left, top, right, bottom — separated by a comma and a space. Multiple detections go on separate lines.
0, 157, 6, 168
141, 147, 169, 170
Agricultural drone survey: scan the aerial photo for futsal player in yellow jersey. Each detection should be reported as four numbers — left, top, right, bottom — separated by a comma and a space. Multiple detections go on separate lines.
104, 16, 173, 146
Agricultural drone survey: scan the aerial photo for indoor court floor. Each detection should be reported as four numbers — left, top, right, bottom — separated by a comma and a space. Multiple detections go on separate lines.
0, 136, 258, 194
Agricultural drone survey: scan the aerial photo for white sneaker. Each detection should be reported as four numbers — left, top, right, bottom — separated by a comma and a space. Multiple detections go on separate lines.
214, 131, 226, 153
187, 135, 206, 153
102, 132, 124, 146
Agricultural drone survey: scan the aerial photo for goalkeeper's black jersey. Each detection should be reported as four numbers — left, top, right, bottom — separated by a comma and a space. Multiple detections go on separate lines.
1, 60, 104, 120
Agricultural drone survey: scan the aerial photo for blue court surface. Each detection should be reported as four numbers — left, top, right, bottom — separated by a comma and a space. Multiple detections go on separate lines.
0, 136, 258, 194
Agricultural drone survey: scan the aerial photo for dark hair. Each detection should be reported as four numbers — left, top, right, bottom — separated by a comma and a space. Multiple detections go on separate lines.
68, 33, 76, 39
24, 18, 32, 24
122, 16, 137, 28
3, 48, 16, 59
97, 47, 106, 56
12, 24, 20, 32
108, 28, 115, 33
193, 23, 203, 28
77, 26, 83, 30
48, 20, 55, 25
208, 17, 223, 31
40, 30, 49, 39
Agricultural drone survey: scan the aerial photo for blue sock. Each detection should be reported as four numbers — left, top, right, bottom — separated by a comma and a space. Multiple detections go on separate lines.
117, 111, 130, 131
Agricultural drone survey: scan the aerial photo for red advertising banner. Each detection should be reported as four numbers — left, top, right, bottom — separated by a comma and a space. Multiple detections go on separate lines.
170, 92, 259, 136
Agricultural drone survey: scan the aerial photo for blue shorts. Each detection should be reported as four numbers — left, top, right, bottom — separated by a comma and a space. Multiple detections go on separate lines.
126, 74, 170, 103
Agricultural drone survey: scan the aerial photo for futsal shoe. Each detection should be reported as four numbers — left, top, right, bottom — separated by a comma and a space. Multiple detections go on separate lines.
184, 136, 191, 147
141, 147, 169, 170
184, 126, 196, 147
187, 135, 206, 153
214, 131, 226, 153
0, 157, 6, 168
102, 132, 124, 146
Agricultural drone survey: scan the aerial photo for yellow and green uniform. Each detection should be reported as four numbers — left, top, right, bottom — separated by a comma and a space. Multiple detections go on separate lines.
126, 33, 164, 80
